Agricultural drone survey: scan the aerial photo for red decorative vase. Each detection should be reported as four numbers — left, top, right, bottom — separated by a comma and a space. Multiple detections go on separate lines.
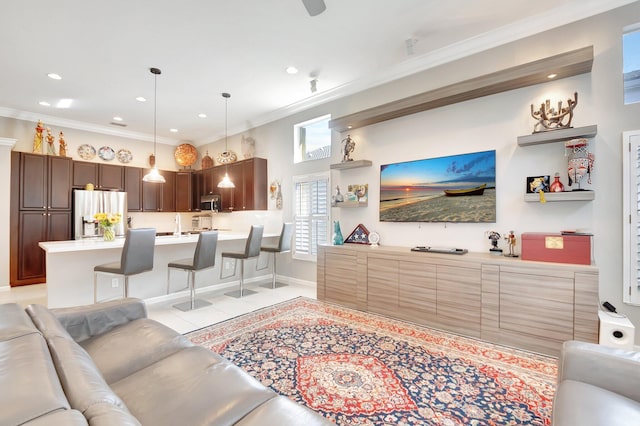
550, 174, 565, 192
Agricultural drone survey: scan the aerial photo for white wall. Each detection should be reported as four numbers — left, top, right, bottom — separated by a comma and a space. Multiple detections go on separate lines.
3, 2, 640, 341
0, 138, 17, 288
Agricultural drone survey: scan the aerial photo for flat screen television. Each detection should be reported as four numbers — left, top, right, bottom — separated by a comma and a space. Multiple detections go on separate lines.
380, 150, 496, 223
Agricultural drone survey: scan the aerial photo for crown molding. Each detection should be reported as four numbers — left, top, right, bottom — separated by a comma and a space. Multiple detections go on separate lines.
0, 107, 180, 145
0, 137, 17, 148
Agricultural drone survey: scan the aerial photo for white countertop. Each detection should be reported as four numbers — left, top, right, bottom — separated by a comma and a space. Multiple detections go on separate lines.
39, 231, 278, 254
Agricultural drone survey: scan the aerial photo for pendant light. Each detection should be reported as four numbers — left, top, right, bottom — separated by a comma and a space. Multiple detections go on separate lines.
217, 92, 235, 188
143, 67, 166, 183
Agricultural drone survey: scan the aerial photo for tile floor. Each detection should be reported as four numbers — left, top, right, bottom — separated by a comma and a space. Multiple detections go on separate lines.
0, 281, 317, 334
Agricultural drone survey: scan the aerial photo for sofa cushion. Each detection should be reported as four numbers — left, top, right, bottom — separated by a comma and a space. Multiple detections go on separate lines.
0, 302, 39, 341
51, 298, 148, 343
553, 379, 640, 426
23, 409, 88, 425
111, 346, 274, 426
235, 396, 332, 425
0, 333, 71, 426
80, 318, 194, 384
46, 335, 135, 423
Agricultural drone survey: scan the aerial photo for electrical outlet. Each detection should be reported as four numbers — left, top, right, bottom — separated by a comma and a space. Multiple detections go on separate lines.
111, 278, 119, 288
224, 261, 233, 270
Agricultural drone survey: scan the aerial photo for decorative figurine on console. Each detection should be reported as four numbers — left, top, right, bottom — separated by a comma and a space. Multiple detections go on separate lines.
486, 231, 502, 255
504, 230, 519, 258
341, 134, 356, 162
530, 92, 578, 133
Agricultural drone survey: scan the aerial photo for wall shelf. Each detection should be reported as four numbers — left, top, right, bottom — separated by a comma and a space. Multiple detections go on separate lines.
524, 191, 595, 202
330, 159, 372, 170
328, 46, 594, 132
517, 125, 597, 147
333, 201, 368, 208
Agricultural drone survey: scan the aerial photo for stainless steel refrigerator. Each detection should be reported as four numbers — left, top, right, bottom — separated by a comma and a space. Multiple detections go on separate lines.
73, 190, 128, 239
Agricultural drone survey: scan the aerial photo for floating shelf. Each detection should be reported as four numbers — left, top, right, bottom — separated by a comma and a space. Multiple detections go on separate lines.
330, 159, 373, 170
517, 125, 597, 147
524, 191, 595, 202
333, 201, 368, 208
329, 46, 594, 132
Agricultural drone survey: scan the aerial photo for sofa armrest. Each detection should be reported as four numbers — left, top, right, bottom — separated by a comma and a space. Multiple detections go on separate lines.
51, 298, 147, 343
558, 340, 640, 402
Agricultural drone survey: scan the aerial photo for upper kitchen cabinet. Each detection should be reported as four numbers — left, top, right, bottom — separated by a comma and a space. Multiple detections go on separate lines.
175, 171, 196, 212
216, 158, 267, 211
142, 169, 176, 212
124, 166, 143, 211
72, 161, 124, 190
18, 152, 72, 211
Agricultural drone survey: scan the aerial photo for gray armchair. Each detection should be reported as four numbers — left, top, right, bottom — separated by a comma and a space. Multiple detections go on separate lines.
553, 340, 640, 426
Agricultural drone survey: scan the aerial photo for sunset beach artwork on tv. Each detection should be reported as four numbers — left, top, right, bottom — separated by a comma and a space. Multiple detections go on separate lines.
380, 150, 496, 223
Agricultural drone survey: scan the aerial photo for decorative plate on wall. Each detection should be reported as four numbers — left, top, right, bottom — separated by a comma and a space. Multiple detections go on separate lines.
98, 146, 115, 161
116, 148, 133, 164
174, 143, 198, 167
77, 144, 96, 160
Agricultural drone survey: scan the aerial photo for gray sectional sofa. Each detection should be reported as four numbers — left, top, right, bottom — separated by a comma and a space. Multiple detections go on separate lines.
553, 340, 640, 426
0, 298, 332, 425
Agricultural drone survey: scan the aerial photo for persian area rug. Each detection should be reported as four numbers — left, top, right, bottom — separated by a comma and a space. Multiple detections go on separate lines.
186, 297, 557, 425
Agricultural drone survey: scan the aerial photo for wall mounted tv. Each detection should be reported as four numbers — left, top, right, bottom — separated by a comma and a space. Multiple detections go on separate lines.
380, 150, 496, 223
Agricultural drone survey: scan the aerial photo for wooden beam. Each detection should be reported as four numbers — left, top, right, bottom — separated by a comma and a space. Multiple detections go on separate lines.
329, 46, 594, 132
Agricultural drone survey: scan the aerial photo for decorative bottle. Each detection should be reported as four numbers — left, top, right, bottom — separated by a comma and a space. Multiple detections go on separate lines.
550, 172, 565, 192
333, 221, 344, 245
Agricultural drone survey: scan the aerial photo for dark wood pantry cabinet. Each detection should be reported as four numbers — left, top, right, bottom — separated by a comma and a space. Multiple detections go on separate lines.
10, 152, 72, 286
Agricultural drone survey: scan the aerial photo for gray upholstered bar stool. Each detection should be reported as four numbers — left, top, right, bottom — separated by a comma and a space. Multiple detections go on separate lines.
93, 228, 156, 303
167, 230, 218, 311
220, 225, 263, 298
258, 222, 293, 289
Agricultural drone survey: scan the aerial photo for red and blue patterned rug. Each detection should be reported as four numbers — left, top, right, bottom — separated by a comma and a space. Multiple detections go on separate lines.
187, 297, 557, 425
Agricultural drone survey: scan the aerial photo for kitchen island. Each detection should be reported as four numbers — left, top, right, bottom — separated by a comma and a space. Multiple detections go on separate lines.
39, 231, 277, 308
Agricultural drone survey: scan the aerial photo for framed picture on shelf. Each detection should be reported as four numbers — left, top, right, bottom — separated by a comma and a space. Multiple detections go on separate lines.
526, 176, 550, 193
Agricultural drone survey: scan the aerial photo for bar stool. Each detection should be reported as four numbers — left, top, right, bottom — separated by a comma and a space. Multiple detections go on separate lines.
167, 230, 218, 311
221, 225, 263, 298
258, 222, 293, 289
93, 228, 156, 303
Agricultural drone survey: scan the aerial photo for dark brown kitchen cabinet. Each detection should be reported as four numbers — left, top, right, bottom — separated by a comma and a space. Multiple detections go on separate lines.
10, 152, 72, 286
73, 161, 124, 190
201, 167, 217, 195
124, 167, 143, 211
142, 169, 176, 212
211, 158, 267, 212
176, 171, 195, 212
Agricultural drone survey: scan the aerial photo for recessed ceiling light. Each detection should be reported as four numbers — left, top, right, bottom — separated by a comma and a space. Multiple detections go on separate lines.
547, 73, 558, 79
56, 98, 72, 108
198, 113, 207, 118
39, 101, 50, 107
136, 96, 147, 102
47, 73, 62, 80
113, 116, 123, 122
169, 128, 178, 133
286, 66, 299, 75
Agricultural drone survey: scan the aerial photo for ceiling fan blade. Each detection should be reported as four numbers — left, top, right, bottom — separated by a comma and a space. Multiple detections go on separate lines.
302, 0, 326, 16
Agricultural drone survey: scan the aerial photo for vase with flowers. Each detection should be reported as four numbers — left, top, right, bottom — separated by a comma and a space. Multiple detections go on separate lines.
94, 212, 122, 241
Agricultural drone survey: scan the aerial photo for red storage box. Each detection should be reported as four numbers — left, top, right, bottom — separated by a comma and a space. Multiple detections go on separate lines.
521, 233, 592, 265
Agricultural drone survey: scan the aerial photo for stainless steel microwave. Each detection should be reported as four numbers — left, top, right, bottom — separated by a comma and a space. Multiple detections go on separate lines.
200, 194, 220, 212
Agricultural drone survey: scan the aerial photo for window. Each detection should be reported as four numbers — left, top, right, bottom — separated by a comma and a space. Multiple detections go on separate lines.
622, 130, 640, 305
293, 173, 329, 261
623, 26, 640, 104
294, 115, 331, 163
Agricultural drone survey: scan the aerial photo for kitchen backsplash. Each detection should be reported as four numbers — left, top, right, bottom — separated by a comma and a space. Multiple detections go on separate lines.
127, 210, 284, 234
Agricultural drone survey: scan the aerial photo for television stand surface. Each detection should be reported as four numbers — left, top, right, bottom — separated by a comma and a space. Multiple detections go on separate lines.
411, 246, 468, 255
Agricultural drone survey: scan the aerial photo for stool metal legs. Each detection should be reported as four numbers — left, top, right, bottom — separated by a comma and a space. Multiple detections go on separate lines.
225, 259, 257, 298
260, 253, 288, 289
171, 269, 212, 311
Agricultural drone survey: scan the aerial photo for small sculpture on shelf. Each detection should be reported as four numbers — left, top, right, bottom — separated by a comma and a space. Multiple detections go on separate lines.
504, 231, 519, 258
331, 185, 344, 206
486, 231, 502, 254
565, 138, 594, 190
341, 134, 356, 162
530, 92, 578, 133
58, 131, 68, 157
550, 172, 565, 192
332, 221, 344, 245
46, 127, 56, 155
32, 120, 45, 154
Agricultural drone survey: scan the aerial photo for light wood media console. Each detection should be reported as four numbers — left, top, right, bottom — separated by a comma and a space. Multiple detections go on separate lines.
317, 244, 599, 356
